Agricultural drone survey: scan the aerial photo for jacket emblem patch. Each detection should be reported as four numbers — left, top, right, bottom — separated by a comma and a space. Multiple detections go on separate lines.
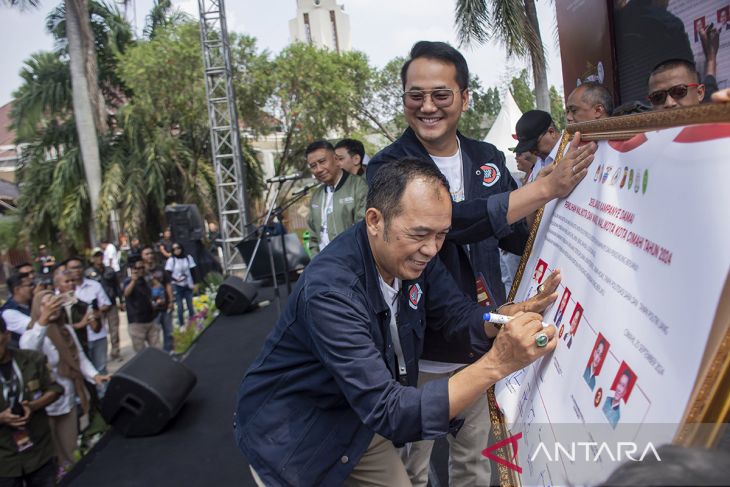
408, 283, 423, 310
480, 163, 500, 187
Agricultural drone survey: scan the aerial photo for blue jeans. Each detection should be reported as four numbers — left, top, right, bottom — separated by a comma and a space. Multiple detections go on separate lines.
173, 284, 194, 328
88, 337, 108, 375
157, 309, 174, 352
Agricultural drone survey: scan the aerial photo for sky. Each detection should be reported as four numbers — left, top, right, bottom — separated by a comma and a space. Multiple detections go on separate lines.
0, 0, 564, 107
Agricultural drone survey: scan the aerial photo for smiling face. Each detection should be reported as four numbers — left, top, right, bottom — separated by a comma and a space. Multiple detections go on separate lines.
307, 148, 341, 186
367, 177, 451, 284
403, 57, 468, 156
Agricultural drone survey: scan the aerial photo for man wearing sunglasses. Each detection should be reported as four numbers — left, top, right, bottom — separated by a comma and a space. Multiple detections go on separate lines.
367, 41, 595, 486
647, 59, 705, 110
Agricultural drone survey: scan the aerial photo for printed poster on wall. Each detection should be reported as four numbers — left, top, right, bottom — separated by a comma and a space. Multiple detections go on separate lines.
494, 124, 730, 485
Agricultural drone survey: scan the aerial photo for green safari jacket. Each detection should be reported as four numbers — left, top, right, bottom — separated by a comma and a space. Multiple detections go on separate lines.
307, 172, 367, 255
0, 348, 63, 477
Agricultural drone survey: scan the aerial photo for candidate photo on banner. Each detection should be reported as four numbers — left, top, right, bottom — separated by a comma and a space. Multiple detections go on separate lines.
603, 362, 638, 429
584, 334, 610, 391
533, 259, 548, 284
553, 288, 572, 328
564, 302, 584, 349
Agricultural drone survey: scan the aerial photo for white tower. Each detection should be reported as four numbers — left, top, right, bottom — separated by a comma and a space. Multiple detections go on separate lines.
289, 0, 352, 53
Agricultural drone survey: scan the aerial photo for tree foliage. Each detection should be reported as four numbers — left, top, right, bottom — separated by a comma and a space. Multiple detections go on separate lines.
549, 85, 566, 130
510, 69, 536, 113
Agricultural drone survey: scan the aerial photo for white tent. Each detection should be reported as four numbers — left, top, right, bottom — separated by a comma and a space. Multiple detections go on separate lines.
484, 90, 523, 175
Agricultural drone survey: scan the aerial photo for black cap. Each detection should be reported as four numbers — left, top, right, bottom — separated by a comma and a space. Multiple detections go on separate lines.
514, 110, 553, 154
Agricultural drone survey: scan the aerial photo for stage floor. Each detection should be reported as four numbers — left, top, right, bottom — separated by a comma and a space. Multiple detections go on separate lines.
63, 290, 281, 486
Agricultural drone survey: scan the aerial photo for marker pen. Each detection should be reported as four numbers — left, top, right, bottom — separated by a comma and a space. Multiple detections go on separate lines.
483, 312, 551, 329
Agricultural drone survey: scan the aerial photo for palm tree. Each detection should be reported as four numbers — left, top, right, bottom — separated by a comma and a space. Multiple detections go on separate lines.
3, 0, 113, 244
454, 0, 550, 112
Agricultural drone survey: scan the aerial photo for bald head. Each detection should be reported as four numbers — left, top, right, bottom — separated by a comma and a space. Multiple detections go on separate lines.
566, 82, 613, 123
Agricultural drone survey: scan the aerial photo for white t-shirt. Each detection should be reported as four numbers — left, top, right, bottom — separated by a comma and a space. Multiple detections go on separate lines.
165, 256, 197, 289
103, 243, 120, 272
20, 323, 99, 416
422, 140, 467, 375
378, 275, 407, 379
1, 308, 30, 336
75, 278, 112, 341
429, 147, 464, 203
319, 187, 335, 251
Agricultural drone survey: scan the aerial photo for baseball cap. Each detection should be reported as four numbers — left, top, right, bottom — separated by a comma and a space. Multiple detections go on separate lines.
92, 247, 104, 257
513, 110, 553, 154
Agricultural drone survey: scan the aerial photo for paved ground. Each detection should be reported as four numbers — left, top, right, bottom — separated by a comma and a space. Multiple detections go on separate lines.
106, 312, 134, 375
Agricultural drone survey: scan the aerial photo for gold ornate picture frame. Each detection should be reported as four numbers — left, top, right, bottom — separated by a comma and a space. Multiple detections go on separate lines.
488, 104, 730, 486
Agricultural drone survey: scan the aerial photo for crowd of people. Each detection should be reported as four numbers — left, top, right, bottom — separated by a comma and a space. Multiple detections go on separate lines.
0, 230, 204, 484
239, 39, 730, 487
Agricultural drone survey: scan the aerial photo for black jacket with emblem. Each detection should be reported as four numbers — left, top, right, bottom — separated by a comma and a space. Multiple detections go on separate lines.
367, 127, 529, 363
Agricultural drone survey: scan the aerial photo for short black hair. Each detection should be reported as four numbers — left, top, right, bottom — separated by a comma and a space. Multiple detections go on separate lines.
7, 273, 30, 295
0, 315, 6, 334
367, 158, 450, 228
577, 82, 614, 115
649, 58, 700, 84
400, 41, 469, 91
13, 262, 33, 272
305, 140, 335, 157
334, 139, 365, 160
62, 256, 84, 267
127, 255, 143, 267
141, 244, 155, 252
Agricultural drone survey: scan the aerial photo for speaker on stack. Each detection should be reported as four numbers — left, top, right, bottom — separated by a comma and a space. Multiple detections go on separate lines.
215, 276, 259, 316
164, 204, 221, 276
101, 348, 197, 437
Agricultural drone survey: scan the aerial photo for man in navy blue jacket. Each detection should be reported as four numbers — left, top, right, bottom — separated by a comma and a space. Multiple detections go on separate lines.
235, 159, 559, 486
366, 41, 595, 485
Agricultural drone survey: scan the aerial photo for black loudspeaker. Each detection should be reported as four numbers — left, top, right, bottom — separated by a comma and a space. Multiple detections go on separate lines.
215, 276, 258, 315
101, 348, 197, 437
165, 204, 204, 241
236, 234, 310, 282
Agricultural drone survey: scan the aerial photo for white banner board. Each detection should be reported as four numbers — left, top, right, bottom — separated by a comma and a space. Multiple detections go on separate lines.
495, 124, 730, 485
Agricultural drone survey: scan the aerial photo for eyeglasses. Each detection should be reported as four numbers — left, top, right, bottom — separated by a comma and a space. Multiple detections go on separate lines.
647, 84, 700, 106
402, 89, 458, 109
134, 266, 146, 271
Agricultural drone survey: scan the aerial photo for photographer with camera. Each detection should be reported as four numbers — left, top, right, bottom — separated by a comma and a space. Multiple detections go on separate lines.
63, 258, 110, 375
85, 249, 124, 361
123, 256, 161, 353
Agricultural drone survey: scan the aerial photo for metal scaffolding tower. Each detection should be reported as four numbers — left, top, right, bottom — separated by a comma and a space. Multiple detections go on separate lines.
197, 0, 250, 273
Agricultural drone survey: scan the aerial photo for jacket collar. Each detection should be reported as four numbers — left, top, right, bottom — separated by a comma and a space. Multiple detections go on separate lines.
353, 222, 389, 316
398, 127, 476, 199
330, 170, 349, 192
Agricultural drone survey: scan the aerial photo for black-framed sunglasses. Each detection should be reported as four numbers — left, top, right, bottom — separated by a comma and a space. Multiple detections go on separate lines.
401, 89, 458, 109
647, 83, 700, 106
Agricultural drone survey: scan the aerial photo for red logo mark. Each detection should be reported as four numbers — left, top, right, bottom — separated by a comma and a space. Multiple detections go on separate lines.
482, 432, 523, 473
